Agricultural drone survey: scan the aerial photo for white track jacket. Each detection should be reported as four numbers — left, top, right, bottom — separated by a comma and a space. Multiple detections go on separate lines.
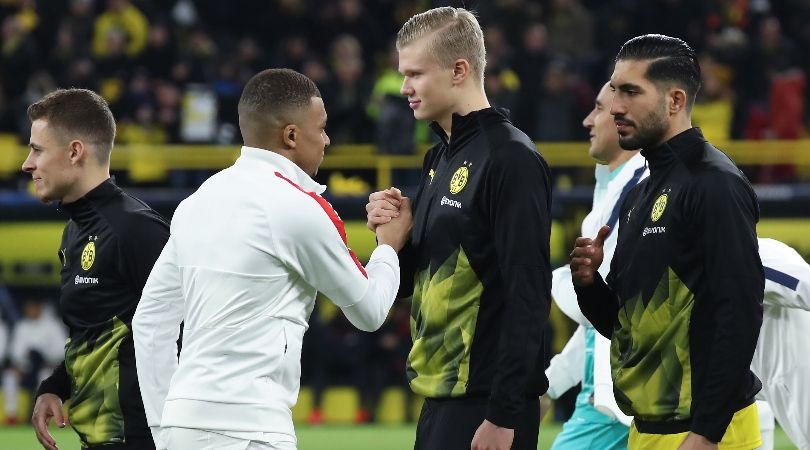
132, 147, 400, 448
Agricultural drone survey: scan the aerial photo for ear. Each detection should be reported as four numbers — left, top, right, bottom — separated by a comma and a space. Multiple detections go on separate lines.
282, 124, 298, 149
669, 89, 688, 115
451, 58, 471, 85
68, 140, 86, 165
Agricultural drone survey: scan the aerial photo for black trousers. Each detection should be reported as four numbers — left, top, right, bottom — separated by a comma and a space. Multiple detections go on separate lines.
414, 396, 540, 450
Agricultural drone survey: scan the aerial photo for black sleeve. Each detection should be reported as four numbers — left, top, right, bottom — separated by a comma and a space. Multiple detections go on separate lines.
574, 271, 619, 338
689, 172, 763, 442
396, 240, 417, 298
483, 143, 552, 428
36, 361, 71, 400
119, 211, 170, 292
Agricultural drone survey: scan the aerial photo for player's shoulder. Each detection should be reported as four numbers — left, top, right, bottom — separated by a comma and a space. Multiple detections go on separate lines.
271, 172, 326, 207
688, 142, 747, 181
99, 191, 169, 243
272, 173, 344, 235
478, 120, 534, 157
690, 161, 753, 197
487, 135, 547, 176
478, 115, 543, 165
481, 112, 534, 147
681, 144, 749, 194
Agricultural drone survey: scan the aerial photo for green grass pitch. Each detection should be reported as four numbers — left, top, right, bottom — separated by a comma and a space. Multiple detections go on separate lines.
0, 423, 798, 450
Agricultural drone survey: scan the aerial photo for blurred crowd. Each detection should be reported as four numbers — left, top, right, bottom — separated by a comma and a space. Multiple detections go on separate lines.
301, 299, 413, 423
0, 284, 413, 425
0, 288, 66, 425
0, 0, 808, 171
3, 0, 809, 424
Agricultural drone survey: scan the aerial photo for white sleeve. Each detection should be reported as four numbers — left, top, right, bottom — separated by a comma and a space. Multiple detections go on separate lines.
593, 332, 633, 426
0, 322, 6, 363
544, 324, 585, 399
44, 318, 68, 365
132, 237, 184, 450
551, 266, 590, 327
275, 201, 399, 332
339, 245, 400, 332
759, 238, 810, 311
9, 324, 27, 368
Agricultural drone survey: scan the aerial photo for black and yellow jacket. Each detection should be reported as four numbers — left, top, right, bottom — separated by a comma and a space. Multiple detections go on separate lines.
36, 179, 170, 448
576, 128, 763, 442
400, 108, 552, 428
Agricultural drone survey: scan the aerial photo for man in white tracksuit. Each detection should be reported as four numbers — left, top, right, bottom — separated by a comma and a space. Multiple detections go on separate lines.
547, 81, 810, 450
132, 69, 412, 450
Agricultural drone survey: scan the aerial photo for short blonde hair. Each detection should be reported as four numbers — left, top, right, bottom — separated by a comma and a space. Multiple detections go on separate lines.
396, 7, 486, 83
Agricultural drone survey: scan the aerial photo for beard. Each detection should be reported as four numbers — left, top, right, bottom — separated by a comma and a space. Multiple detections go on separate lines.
617, 107, 669, 150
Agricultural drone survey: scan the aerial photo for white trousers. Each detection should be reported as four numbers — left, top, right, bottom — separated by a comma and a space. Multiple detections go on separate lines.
752, 306, 810, 450
755, 400, 774, 450
165, 427, 296, 450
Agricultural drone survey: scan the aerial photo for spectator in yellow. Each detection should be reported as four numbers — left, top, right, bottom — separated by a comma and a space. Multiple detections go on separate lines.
118, 104, 168, 146
93, 0, 148, 57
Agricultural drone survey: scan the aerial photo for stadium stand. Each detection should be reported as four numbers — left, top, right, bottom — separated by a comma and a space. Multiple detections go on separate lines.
1, 0, 810, 427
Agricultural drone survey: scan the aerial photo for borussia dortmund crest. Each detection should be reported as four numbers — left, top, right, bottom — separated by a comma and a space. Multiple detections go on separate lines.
651, 193, 668, 222
449, 166, 468, 194
81, 242, 96, 271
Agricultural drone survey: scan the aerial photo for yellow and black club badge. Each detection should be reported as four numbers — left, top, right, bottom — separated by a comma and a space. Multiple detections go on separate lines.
651, 193, 668, 222
81, 241, 96, 271
449, 166, 469, 194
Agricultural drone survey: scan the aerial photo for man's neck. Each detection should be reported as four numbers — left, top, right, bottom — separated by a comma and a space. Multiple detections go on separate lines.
63, 171, 110, 203
657, 115, 692, 146
438, 87, 490, 135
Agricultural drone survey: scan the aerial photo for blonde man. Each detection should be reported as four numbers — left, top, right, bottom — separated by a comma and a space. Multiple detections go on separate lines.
366, 7, 552, 450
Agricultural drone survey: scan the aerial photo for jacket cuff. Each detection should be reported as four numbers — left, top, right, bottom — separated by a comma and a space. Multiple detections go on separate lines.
35, 378, 70, 402
690, 413, 734, 443
544, 382, 560, 400
485, 400, 521, 429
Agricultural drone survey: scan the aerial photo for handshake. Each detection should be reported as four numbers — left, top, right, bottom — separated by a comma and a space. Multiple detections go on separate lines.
365, 187, 413, 252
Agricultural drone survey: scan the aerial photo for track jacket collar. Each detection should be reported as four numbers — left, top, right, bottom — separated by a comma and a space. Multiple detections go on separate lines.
60, 178, 120, 222
429, 107, 510, 157
641, 127, 706, 174
238, 146, 326, 195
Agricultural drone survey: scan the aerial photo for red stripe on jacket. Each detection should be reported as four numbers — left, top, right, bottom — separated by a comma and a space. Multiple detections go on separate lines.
275, 172, 368, 278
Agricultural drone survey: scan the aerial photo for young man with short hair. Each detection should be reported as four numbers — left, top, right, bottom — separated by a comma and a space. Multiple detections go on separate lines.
571, 35, 763, 450
367, 7, 552, 450
24, 88, 170, 450
133, 68, 412, 450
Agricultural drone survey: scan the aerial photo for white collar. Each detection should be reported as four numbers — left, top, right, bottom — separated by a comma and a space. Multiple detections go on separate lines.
238, 146, 326, 194
593, 152, 647, 187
